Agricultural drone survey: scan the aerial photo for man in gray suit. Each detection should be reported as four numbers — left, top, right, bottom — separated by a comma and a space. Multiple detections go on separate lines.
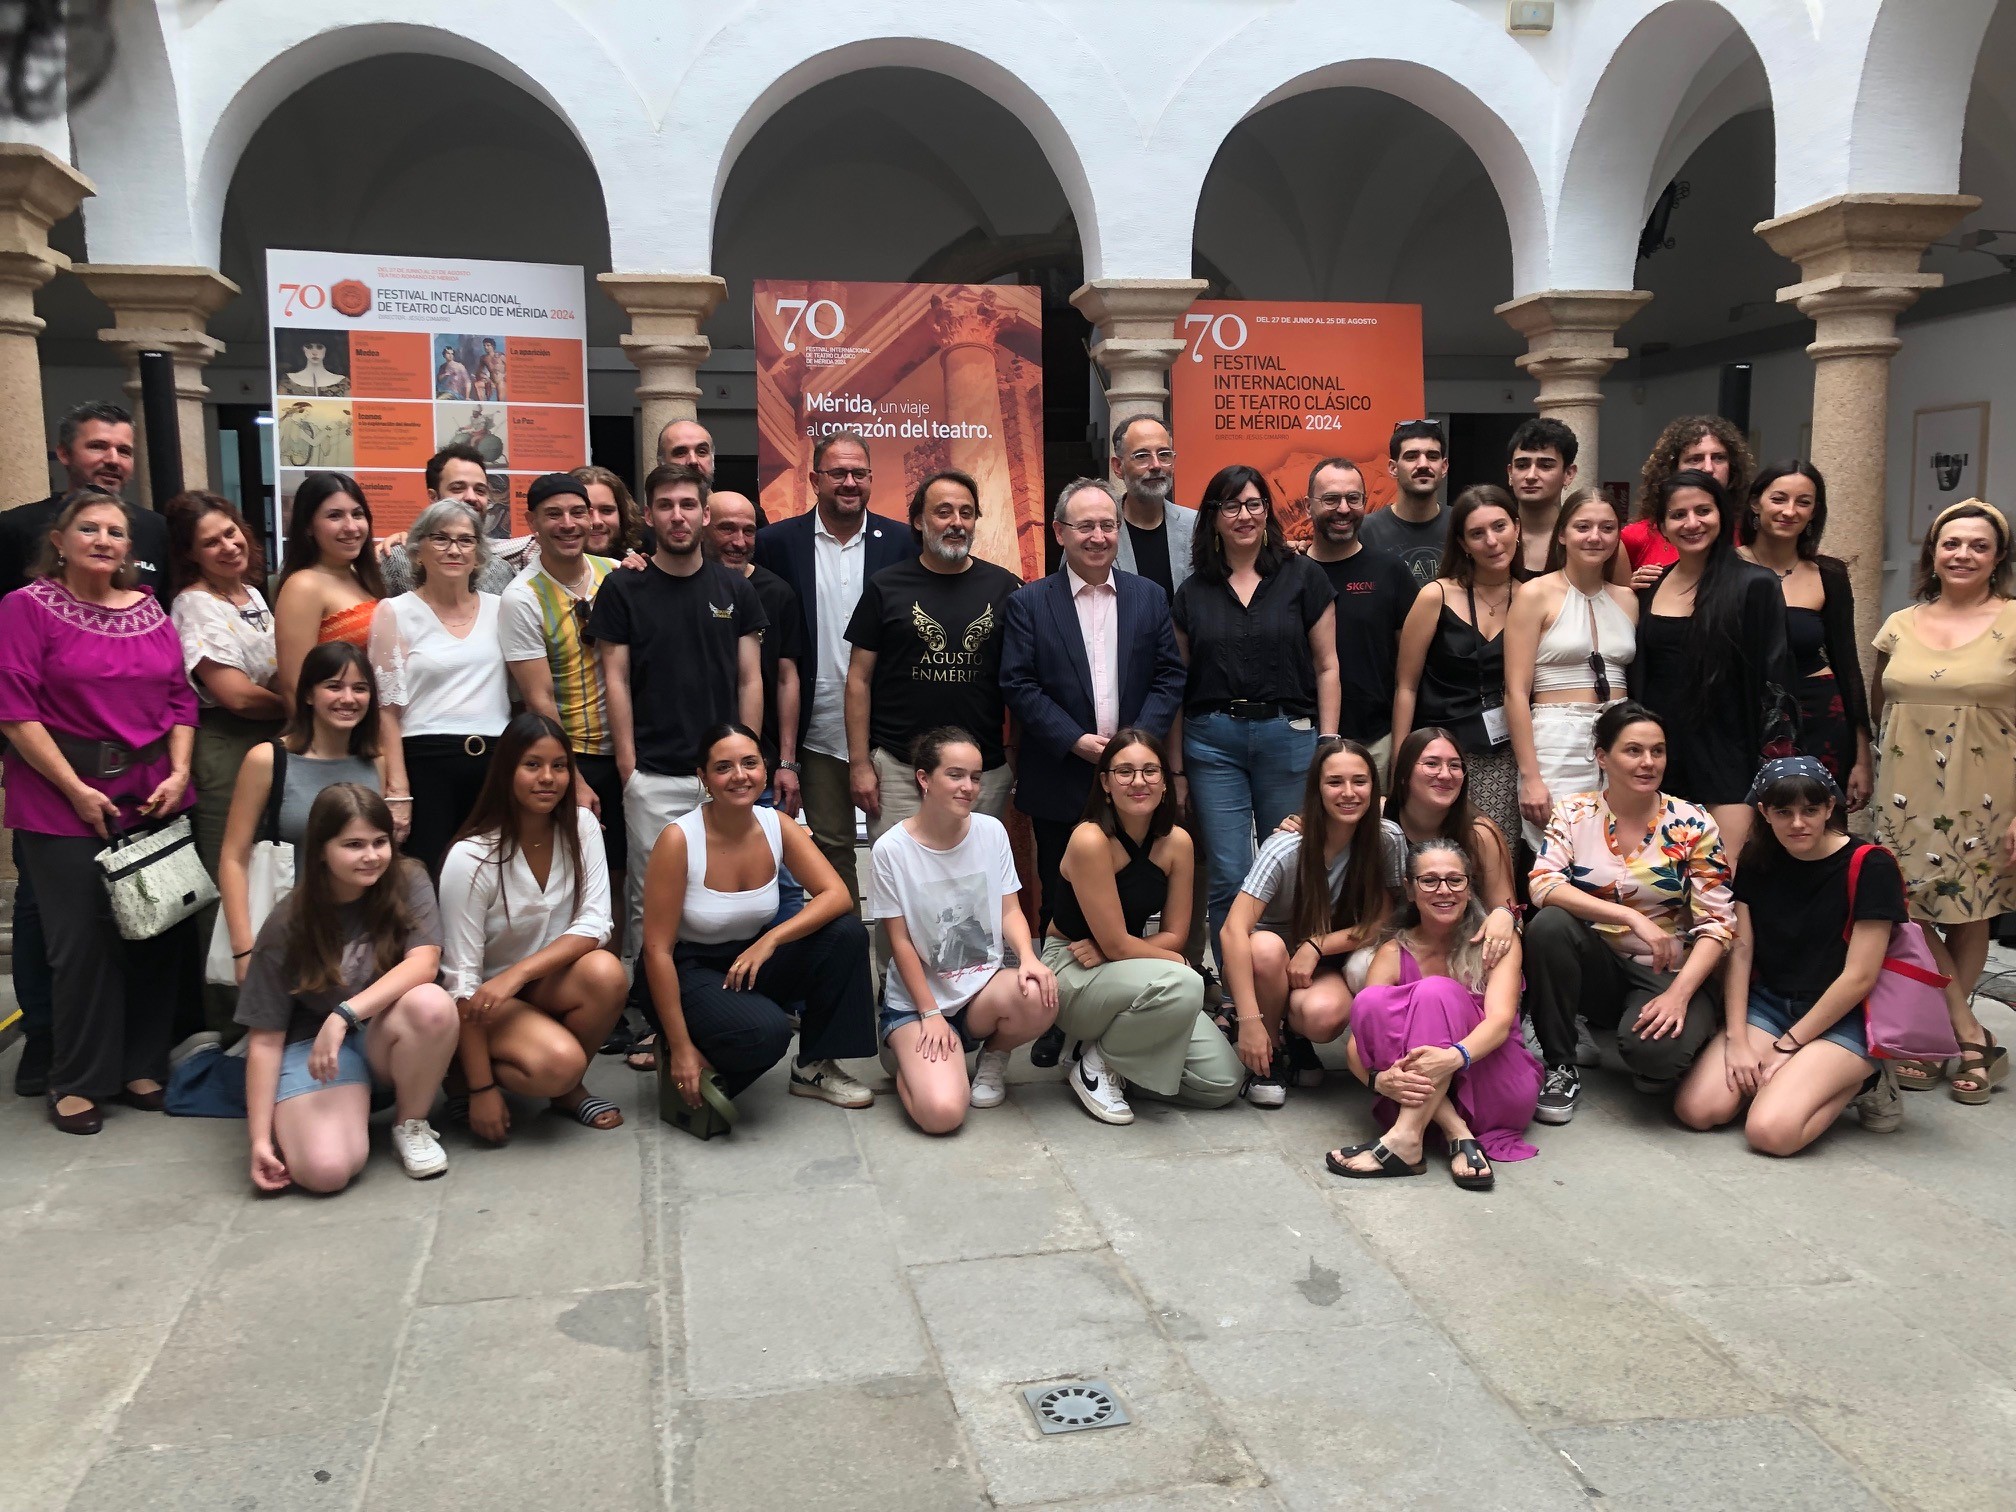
1111, 414, 1195, 599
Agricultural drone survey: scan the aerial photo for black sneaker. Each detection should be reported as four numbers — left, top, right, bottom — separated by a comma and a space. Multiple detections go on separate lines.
1284, 1032, 1325, 1088
1534, 1064, 1581, 1125
1028, 1026, 1066, 1069
1243, 1070, 1287, 1109
12, 1033, 51, 1098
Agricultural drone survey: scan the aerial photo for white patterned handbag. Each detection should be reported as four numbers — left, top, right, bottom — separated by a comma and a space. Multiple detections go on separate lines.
205, 743, 296, 983
96, 813, 218, 941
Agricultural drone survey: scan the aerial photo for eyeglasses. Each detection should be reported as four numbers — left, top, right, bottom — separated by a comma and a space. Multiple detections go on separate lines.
1109, 764, 1163, 783
1313, 492, 1366, 508
819, 467, 871, 483
570, 597, 595, 646
238, 603, 271, 630
1219, 497, 1268, 517
1060, 520, 1117, 536
427, 533, 480, 553
1391, 418, 1435, 431
1588, 653, 1612, 703
1125, 449, 1176, 466
1414, 875, 1471, 894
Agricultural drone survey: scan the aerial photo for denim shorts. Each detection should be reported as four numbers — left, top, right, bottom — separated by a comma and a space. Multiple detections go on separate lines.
274, 1025, 374, 1102
877, 1000, 983, 1050
1746, 983, 1870, 1058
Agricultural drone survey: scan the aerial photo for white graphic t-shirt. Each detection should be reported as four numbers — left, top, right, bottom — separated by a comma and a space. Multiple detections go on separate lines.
868, 813, 1022, 1018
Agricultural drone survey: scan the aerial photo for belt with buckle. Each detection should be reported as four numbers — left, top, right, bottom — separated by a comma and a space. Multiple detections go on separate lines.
1193, 699, 1303, 722
51, 733, 168, 779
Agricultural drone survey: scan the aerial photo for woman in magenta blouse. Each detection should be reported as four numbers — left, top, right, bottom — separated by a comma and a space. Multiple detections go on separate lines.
0, 491, 200, 1135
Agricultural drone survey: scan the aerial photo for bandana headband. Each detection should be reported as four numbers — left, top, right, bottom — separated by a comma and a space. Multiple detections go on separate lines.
1746, 755, 1841, 806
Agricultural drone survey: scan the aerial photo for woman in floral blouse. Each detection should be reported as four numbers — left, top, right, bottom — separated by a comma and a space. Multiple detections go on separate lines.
1523, 700, 1735, 1127
1870, 499, 2016, 1103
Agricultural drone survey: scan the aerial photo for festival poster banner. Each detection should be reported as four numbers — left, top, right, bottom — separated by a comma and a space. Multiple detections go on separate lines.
753, 279, 1045, 579
1169, 300, 1425, 542
267, 250, 588, 537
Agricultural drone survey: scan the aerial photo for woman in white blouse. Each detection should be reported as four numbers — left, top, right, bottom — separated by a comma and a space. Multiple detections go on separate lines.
438, 712, 627, 1141
370, 500, 512, 872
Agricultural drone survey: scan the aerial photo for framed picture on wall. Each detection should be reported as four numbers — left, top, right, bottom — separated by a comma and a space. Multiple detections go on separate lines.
1909, 403, 1990, 543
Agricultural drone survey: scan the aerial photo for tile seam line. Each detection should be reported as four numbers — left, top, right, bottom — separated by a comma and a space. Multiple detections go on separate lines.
347, 1177, 445, 1512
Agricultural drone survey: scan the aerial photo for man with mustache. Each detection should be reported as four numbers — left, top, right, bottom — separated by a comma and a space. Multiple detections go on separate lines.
1304, 456, 1419, 774
1111, 415, 1196, 599
1506, 416, 1581, 578
845, 469, 1022, 840
1360, 418, 1450, 588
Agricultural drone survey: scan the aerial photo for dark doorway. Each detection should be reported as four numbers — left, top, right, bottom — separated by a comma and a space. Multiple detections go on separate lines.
1446, 412, 1529, 498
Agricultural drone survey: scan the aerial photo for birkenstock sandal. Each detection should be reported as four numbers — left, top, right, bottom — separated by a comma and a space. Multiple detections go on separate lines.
1325, 1140, 1426, 1178
1449, 1137, 1495, 1191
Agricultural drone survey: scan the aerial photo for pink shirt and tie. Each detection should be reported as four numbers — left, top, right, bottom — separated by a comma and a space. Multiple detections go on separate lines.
1067, 565, 1120, 738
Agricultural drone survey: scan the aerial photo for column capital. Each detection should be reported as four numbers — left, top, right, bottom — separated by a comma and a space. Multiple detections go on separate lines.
1755, 193, 1979, 300
1494, 289, 1650, 472
1070, 278, 1207, 429
0, 142, 93, 268
73, 262, 239, 361
597, 273, 727, 464
596, 272, 727, 327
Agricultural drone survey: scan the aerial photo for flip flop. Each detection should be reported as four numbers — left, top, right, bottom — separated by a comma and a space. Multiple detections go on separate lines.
1449, 1136, 1495, 1192
1325, 1140, 1426, 1179
625, 1034, 658, 1073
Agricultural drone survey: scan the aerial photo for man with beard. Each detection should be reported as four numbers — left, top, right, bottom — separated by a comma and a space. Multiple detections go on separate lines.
753, 431, 907, 900
589, 463, 766, 957
1110, 415, 1195, 599
657, 418, 716, 478
1506, 416, 1580, 578
1305, 457, 1418, 773
845, 469, 1022, 839
704, 490, 802, 813
1360, 418, 1449, 588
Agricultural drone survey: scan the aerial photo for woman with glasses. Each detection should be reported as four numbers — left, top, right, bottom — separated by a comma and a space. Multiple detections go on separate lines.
1384, 728, 1519, 971
370, 500, 511, 873
1042, 731, 1243, 1123
166, 491, 288, 1024
1391, 484, 1523, 848
1504, 489, 1638, 850
1329, 837, 1539, 1186
1172, 465, 1340, 961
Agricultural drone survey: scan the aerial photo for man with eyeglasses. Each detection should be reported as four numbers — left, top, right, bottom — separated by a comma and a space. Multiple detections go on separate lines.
1506, 415, 1580, 578
501, 472, 626, 900
1002, 476, 1185, 936
1110, 415, 1196, 599
381, 444, 529, 593
1304, 457, 1419, 774
1360, 419, 1450, 588
753, 430, 907, 901
703, 490, 802, 815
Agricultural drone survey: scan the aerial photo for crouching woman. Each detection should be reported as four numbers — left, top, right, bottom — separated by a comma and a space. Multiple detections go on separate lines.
237, 783, 459, 1191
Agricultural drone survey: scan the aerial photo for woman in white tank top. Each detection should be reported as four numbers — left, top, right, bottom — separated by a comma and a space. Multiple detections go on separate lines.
637, 723, 879, 1119
1504, 491, 1640, 851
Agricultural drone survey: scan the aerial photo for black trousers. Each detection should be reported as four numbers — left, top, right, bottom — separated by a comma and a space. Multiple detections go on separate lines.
402, 734, 499, 875
575, 753, 628, 875
644, 913, 877, 1097
1032, 816, 1075, 938
20, 831, 192, 1102
1523, 906, 1719, 1082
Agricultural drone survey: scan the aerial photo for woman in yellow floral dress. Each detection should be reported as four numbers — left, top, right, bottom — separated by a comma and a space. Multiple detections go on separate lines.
1871, 500, 2016, 1103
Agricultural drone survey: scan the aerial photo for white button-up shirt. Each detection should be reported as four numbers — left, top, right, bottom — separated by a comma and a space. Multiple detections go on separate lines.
805, 511, 868, 759
1067, 565, 1120, 739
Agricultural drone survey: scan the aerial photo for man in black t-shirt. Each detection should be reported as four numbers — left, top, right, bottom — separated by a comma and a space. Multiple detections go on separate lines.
845, 469, 1022, 840
1304, 457, 1418, 773
704, 489, 803, 804
1358, 419, 1449, 588
589, 463, 766, 949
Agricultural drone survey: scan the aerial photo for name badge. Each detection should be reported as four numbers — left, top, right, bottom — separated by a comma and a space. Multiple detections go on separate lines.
1481, 705, 1510, 747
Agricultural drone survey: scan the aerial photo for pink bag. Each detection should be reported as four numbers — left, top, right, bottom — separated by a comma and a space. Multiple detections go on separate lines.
1845, 846, 1962, 1063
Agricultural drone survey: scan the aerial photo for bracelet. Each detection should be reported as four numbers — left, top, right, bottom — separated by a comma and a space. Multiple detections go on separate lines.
1773, 1035, 1802, 1054
384, 794, 413, 804
467, 1082, 498, 1096
776, 760, 802, 774
232, 947, 253, 960
331, 1001, 361, 1033
919, 1007, 944, 1020
1455, 1043, 1472, 1070
1168, 768, 1185, 777
1235, 1011, 1263, 1022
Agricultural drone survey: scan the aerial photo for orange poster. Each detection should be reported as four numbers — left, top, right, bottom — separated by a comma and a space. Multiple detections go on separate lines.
351, 401, 435, 469
507, 406, 587, 471
506, 336, 585, 404
1169, 301, 1424, 541
753, 280, 1046, 580
348, 331, 431, 399
350, 470, 431, 533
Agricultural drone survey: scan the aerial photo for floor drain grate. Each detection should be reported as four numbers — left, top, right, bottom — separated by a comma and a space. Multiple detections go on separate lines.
1022, 1380, 1131, 1435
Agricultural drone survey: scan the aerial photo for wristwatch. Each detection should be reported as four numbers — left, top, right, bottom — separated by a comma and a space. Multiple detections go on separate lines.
331, 1001, 361, 1033
776, 761, 802, 774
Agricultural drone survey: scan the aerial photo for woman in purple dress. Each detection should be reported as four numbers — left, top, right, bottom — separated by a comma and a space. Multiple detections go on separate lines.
1328, 836, 1541, 1188
0, 491, 200, 1134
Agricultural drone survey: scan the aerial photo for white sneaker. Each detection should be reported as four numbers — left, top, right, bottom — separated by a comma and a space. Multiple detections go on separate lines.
790, 1058, 875, 1108
1243, 1072, 1287, 1109
969, 1049, 1011, 1108
390, 1118, 448, 1179
1069, 1043, 1134, 1125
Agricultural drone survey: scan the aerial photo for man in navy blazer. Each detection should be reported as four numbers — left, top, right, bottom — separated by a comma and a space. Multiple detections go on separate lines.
752, 430, 910, 901
1001, 477, 1185, 934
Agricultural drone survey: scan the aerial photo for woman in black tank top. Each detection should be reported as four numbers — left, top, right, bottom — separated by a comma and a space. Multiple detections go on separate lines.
1040, 730, 1246, 1123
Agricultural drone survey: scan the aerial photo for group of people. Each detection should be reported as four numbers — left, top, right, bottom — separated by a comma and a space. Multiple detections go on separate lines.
2, 397, 2011, 1198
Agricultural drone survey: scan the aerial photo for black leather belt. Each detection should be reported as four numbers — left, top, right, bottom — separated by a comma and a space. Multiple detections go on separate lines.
1189, 700, 1308, 722
51, 733, 167, 778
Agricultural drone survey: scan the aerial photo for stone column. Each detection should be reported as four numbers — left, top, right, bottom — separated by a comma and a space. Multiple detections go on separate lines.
0, 143, 92, 508
931, 288, 1019, 571
597, 273, 726, 479
72, 264, 239, 503
1069, 278, 1207, 449
1494, 289, 1652, 475
1755, 192, 1979, 650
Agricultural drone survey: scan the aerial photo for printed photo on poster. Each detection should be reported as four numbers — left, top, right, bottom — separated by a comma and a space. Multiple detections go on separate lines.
275, 330, 352, 396
753, 279, 1046, 579
1909, 402, 1990, 542
275, 400, 353, 468
436, 333, 509, 401
436, 403, 509, 468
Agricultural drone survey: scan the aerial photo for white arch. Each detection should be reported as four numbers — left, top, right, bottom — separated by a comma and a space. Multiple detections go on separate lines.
1156, 5, 1553, 294
1839, 0, 1999, 201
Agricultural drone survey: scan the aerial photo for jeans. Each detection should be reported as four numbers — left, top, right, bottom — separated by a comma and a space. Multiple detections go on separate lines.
1183, 712, 1318, 962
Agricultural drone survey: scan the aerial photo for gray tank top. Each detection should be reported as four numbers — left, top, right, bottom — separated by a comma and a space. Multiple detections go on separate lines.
277, 748, 381, 860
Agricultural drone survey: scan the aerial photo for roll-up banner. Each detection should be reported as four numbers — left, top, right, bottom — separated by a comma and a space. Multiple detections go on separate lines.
1168, 300, 1425, 541
752, 279, 1046, 579
266, 250, 589, 538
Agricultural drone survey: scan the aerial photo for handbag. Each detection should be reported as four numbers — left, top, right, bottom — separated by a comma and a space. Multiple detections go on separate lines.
206, 743, 297, 985
1844, 844, 1962, 1063
96, 811, 218, 941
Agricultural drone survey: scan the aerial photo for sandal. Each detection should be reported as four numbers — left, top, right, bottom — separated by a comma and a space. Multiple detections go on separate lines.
625, 1034, 658, 1073
1325, 1140, 1426, 1179
1950, 1035, 2009, 1106
1449, 1137, 1494, 1192
552, 1093, 624, 1130
1893, 1058, 1949, 1092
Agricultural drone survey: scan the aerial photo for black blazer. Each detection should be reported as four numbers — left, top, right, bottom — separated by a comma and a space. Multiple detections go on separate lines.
1814, 554, 1874, 743
752, 509, 910, 743
1629, 559, 1801, 765
1000, 568, 1186, 823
